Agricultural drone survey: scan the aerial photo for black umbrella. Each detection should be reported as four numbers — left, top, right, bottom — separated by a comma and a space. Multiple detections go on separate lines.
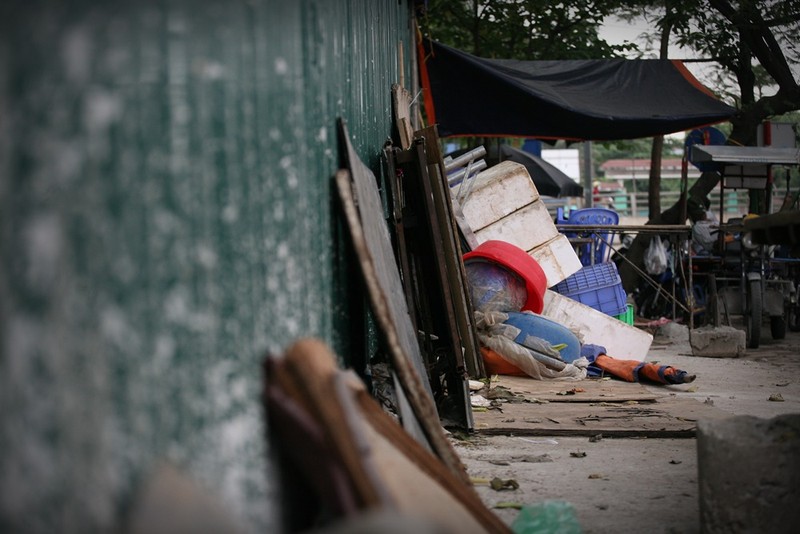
445, 144, 584, 198
494, 144, 583, 198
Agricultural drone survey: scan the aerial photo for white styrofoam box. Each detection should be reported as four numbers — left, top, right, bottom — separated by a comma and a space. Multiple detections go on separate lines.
543, 290, 653, 361
457, 161, 540, 232
528, 234, 582, 288
474, 200, 557, 252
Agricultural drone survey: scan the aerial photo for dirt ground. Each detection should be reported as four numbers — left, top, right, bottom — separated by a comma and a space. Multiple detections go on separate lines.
453, 325, 800, 533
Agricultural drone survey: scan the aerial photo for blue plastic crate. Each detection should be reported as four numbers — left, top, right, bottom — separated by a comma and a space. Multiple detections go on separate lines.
553, 262, 627, 316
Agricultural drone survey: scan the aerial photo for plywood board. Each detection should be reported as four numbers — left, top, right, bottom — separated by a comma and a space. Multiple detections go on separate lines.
489, 375, 661, 403
472, 396, 728, 438
335, 120, 467, 482
391, 84, 414, 150
473, 375, 727, 438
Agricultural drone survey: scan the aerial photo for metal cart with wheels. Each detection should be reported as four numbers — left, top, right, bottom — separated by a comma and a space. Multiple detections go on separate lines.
690, 145, 800, 348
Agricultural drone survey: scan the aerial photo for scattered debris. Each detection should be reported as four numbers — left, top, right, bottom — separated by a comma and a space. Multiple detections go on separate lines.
704, 397, 715, 406
494, 502, 524, 510
486, 386, 523, 402
468, 379, 486, 391
589, 434, 603, 443
588, 473, 605, 479
523, 397, 550, 404
523, 417, 543, 424
768, 393, 785, 402
470, 395, 491, 408
775, 382, 790, 387
490, 477, 519, 491
512, 454, 553, 463
669, 460, 682, 465
449, 430, 477, 442
488, 459, 510, 466
570, 451, 587, 458
518, 437, 559, 445
557, 387, 586, 396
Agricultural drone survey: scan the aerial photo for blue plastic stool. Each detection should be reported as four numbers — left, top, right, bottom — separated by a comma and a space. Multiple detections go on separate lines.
567, 208, 619, 265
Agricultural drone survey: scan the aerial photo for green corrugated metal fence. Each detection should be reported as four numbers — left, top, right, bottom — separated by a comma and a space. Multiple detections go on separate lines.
0, 1, 412, 531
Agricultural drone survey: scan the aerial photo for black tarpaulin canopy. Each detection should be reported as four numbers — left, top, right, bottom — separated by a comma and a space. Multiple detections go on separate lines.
419, 40, 736, 141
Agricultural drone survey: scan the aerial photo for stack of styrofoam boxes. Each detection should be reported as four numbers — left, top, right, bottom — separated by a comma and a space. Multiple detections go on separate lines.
456, 160, 653, 361
457, 161, 582, 287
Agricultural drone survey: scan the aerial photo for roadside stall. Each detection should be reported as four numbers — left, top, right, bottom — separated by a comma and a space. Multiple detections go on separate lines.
689, 145, 800, 348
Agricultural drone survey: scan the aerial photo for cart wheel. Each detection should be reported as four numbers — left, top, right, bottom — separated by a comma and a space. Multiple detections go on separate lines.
770, 316, 786, 340
746, 278, 762, 349
789, 307, 800, 332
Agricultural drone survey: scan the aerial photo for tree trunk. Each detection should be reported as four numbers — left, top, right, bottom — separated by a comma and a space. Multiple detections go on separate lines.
648, 136, 663, 217
647, 0, 672, 218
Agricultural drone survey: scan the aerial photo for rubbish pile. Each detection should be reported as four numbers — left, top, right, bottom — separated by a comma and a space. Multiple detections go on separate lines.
452, 155, 693, 385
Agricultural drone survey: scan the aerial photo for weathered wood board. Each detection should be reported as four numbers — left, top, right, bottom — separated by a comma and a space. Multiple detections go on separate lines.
473, 376, 728, 438
488, 375, 662, 403
335, 120, 468, 483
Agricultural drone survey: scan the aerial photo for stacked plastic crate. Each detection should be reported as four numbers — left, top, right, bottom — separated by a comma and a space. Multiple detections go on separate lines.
552, 208, 632, 324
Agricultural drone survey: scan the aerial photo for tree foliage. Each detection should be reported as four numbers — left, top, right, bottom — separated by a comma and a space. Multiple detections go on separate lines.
420, 0, 637, 59
643, 0, 800, 145
615, 0, 800, 290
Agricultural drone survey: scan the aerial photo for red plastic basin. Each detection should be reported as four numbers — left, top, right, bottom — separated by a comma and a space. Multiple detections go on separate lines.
463, 240, 546, 314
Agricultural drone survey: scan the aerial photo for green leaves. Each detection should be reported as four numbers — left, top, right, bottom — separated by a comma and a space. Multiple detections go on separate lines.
421, 0, 637, 60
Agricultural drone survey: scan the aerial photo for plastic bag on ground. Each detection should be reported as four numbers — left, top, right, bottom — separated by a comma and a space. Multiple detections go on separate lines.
511, 501, 582, 534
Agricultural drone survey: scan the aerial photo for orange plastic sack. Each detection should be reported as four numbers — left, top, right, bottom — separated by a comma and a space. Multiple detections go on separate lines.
480, 347, 527, 376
